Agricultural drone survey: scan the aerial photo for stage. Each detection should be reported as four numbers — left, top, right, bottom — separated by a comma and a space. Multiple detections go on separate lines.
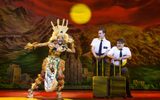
0, 90, 160, 100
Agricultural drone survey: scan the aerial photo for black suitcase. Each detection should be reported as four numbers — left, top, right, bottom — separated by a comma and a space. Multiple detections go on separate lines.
110, 63, 126, 97
92, 59, 109, 97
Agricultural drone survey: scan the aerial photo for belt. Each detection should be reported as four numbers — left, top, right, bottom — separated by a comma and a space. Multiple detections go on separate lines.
96, 53, 104, 56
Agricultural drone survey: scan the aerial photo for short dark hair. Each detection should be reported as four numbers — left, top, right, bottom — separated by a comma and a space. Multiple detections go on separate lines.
117, 38, 125, 43
99, 27, 106, 33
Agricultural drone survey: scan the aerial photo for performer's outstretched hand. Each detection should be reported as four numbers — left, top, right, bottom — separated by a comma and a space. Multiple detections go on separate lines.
24, 42, 34, 50
24, 42, 38, 50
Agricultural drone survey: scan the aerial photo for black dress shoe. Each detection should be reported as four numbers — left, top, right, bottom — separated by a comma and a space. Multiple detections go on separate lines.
127, 95, 133, 98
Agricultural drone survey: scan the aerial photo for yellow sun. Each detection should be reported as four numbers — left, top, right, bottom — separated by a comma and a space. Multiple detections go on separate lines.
70, 3, 91, 24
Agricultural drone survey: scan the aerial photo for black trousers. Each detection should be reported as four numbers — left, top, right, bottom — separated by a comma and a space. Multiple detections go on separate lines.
110, 63, 131, 96
92, 56, 108, 76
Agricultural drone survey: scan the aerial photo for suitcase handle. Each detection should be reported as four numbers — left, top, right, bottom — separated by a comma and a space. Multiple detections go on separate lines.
113, 60, 122, 77
96, 58, 104, 76
96, 59, 98, 76
102, 59, 104, 76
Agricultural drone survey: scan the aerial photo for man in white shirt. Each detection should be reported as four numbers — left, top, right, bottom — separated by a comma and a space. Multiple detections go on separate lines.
91, 27, 111, 76
107, 38, 132, 98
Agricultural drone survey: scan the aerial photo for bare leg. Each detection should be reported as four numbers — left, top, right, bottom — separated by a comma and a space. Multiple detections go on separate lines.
27, 73, 44, 98
27, 58, 48, 98
56, 78, 64, 99
56, 59, 65, 99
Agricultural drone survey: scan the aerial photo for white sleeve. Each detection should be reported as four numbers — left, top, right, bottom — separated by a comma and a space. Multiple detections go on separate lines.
107, 47, 115, 56
91, 38, 96, 47
108, 41, 111, 50
126, 48, 131, 56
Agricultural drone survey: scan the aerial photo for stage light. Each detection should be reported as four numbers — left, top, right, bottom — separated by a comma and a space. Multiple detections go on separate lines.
0, 97, 38, 100
70, 3, 91, 24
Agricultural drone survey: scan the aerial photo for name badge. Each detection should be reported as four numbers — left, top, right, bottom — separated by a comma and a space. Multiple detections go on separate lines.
103, 46, 108, 49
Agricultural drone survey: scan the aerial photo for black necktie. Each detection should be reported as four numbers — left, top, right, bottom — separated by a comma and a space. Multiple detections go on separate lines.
119, 49, 123, 65
98, 39, 103, 56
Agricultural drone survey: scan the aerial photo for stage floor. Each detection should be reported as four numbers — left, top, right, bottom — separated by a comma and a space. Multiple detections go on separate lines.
0, 90, 160, 100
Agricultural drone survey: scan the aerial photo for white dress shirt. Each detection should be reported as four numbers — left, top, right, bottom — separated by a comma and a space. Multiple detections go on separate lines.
91, 38, 111, 54
107, 46, 131, 66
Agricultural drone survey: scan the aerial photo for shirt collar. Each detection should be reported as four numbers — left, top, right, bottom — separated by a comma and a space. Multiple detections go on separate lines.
98, 37, 106, 41
116, 46, 124, 50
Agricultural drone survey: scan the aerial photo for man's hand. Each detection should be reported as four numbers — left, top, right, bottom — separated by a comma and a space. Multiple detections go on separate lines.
94, 55, 100, 59
121, 55, 131, 60
100, 55, 105, 59
113, 57, 122, 61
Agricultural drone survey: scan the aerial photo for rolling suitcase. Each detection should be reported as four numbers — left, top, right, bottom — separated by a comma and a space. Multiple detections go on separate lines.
110, 63, 126, 97
93, 59, 109, 97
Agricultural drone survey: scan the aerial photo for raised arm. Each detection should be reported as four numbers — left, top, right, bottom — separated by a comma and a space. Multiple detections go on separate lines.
34, 42, 49, 48
24, 42, 49, 50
